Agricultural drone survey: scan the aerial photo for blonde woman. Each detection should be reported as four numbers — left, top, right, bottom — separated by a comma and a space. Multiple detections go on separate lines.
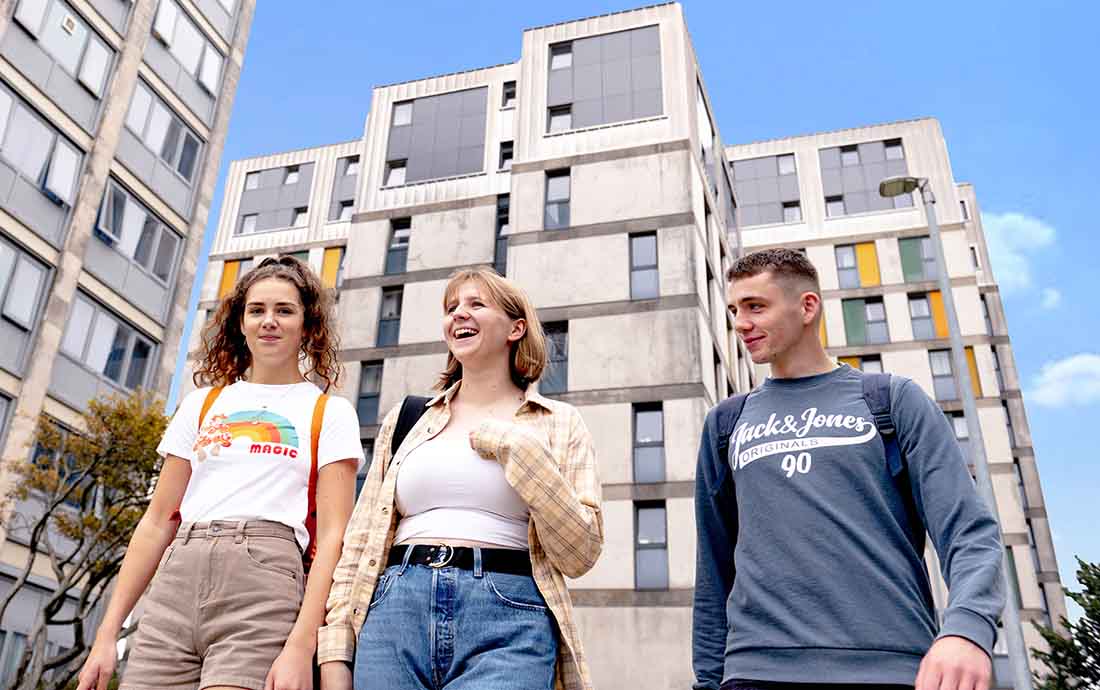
319, 268, 602, 690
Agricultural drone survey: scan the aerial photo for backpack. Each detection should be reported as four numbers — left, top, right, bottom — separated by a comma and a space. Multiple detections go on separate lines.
713, 371, 925, 554
389, 395, 432, 463
197, 386, 328, 571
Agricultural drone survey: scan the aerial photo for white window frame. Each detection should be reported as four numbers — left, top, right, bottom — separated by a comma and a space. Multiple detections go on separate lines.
96, 179, 179, 284
0, 239, 48, 331
0, 87, 82, 207
153, 0, 223, 94
61, 294, 155, 389
124, 82, 203, 183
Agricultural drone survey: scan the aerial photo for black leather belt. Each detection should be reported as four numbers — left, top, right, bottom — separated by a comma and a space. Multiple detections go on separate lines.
387, 544, 533, 576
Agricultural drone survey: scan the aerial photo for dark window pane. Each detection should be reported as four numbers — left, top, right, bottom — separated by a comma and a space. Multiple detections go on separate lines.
103, 324, 132, 382
357, 395, 379, 425
160, 118, 182, 162
635, 547, 668, 590
631, 234, 657, 267
177, 133, 200, 181
636, 506, 666, 544
133, 217, 159, 268
634, 410, 663, 443
544, 201, 569, 229
153, 230, 178, 281
541, 361, 566, 394
633, 446, 664, 483
385, 248, 408, 274
125, 338, 152, 389
377, 320, 399, 347
631, 268, 659, 300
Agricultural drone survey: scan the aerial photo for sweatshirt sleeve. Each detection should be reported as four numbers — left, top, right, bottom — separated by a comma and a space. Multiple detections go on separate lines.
891, 377, 1005, 657
692, 406, 738, 690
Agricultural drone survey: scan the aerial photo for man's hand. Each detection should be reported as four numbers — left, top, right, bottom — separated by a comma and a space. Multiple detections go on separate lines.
319, 661, 353, 690
915, 635, 992, 690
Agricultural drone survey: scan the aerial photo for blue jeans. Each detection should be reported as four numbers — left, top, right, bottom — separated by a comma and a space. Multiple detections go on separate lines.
354, 549, 558, 690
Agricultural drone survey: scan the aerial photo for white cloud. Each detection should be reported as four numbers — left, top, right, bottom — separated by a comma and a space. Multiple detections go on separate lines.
981, 212, 1056, 295
1040, 287, 1062, 309
1028, 353, 1100, 407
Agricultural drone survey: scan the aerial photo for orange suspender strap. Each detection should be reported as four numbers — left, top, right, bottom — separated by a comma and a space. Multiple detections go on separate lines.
303, 393, 328, 571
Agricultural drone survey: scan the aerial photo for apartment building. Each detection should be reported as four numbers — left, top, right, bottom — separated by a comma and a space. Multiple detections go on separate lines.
0, 0, 253, 679
728, 117, 1066, 683
192, 4, 1061, 688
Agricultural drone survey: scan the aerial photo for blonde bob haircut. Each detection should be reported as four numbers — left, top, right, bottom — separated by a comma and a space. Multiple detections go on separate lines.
435, 268, 548, 391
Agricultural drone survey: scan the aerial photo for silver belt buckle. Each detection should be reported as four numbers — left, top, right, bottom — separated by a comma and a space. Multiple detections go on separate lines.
428, 544, 454, 568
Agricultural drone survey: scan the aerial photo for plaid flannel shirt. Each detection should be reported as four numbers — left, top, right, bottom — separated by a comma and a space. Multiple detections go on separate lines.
318, 381, 603, 690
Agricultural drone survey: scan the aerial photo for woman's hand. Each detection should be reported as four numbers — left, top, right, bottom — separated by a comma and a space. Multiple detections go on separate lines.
75, 638, 117, 690
264, 640, 315, 690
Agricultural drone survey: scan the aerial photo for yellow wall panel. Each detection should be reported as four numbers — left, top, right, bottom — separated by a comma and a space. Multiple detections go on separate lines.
839, 356, 861, 369
929, 290, 949, 338
819, 313, 827, 347
965, 346, 982, 398
321, 247, 342, 288
218, 260, 240, 299
855, 242, 881, 287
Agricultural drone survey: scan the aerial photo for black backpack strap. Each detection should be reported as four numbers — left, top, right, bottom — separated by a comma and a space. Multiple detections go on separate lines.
861, 372, 925, 554
715, 393, 750, 472
390, 395, 431, 462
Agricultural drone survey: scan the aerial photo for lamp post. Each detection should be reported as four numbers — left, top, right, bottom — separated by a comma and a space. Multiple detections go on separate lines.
879, 176, 1032, 690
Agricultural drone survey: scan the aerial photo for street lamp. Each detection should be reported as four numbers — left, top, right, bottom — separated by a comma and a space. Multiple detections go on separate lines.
879, 175, 1033, 690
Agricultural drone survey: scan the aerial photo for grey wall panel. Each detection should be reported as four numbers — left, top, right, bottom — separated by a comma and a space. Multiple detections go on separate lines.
601, 59, 629, 96
457, 146, 482, 173
256, 210, 280, 231
144, 40, 181, 91
821, 168, 843, 196
572, 98, 602, 129
885, 158, 908, 178
9, 175, 66, 246
846, 191, 869, 214
859, 141, 885, 163
631, 55, 661, 91
87, 0, 130, 34
739, 204, 760, 227
754, 156, 778, 178
0, 162, 16, 200
573, 36, 600, 65
48, 355, 100, 411
868, 191, 893, 211
734, 179, 756, 205
778, 174, 800, 202
634, 89, 662, 118
84, 238, 171, 321
758, 203, 782, 225
604, 93, 631, 123
389, 87, 487, 183
461, 87, 486, 114
603, 30, 630, 61
151, 159, 192, 217
84, 236, 130, 292
144, 40, 214, 126
387, 126, 411, 160
458, 115, 483, 147
412, 96, 437, 124
117, 128, 157, 179
756, 178, 780, 204
1, 29, 100, 133
548, 70, 572, 107
335, 174, 357, 200
239, 186, 278, 213
194, 0, 235, 41
819, 147, 841, 169
863, 161, 887, 192
0, 320, 29, 374
406, 155, 431, 182
258, 168, 283, 187
841, 166, 864, 192
631, 25, 660, 55
574, 64, 603, 101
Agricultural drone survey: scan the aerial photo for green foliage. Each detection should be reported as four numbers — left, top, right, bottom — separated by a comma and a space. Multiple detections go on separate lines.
1031, 557, 1100, 689
1, 389, 168, 690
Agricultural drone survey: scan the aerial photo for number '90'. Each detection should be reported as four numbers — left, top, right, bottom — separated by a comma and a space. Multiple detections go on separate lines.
781, 453, 812, 478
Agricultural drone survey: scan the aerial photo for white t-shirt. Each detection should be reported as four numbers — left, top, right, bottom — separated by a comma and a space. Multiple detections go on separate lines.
157, 381, 365, 549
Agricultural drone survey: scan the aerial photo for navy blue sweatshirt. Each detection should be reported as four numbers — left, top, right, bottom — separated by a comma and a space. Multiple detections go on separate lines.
692, 366, 1004, 687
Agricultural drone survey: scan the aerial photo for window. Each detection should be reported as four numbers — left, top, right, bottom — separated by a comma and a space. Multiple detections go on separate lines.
981, 295, 993, 335
960, 199, 970, 220
502, 80, 516, 108
499, 141, 513, 171
1003, 401, 1016, 448
14, 0, 113, 97
1013, 461, 1029, 511
840, 355, 882, 373
547, 105, 571, 133
909, 294, 935, 340
544, 169, 570, 229
825, 195, 845, 218
60, 294, 155, 389
630, 233, 658, 300
152, 0, 223, 93
287, 207, 306, 227
884, 138, 904, 160
95, 180, 180, 283
899, 236, 937, 282
0, 88, 82, 205
124, 82, 203, 182
634, 502, 668, 590
281, 250, 309, 265
239, 214, 257, 235
337, 200, 354, 221
344, 156, 360, 177
541, 322, 568, 394
218, 258, 243, 299
990, 347, 1004, 391
0, 630, 28, 688
947, 411, 970, 461
377, 287, 402, 347
0, 238, 48, 331
392, 101, 412, 127
842, 298, 888, 345
550, 43, 572, 70
244, 171, 259, 190
777, 153, 796, 176
385, 218, 410, 274
930, 349, 957, 401
835, 245, 858, 289
283, 166, 299, 185
357, 361, 383, 425
384, 159, 406, 186
494, 194, 509, 276
969, 245, 981, 271
782, 201, 802, 223
633, 404, 664, 483
0, 396, 9, 438
840, 145, 860, 167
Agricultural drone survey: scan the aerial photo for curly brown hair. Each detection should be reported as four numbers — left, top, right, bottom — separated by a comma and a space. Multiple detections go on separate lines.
193, 256, 342, 391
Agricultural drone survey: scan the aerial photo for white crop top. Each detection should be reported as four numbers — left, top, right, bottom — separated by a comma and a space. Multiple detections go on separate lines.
394, 434, 530, 549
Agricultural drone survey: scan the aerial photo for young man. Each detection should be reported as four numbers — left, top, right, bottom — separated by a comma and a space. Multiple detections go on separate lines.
693, 248, 1005, 690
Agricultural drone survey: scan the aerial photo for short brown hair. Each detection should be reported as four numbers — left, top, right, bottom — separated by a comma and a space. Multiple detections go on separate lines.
436, 268, 547, 391
726, 248, 821, 294
193, 256, 342, 391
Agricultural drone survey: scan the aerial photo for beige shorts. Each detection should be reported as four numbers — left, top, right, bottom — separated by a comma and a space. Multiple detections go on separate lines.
120, 520, 304, 690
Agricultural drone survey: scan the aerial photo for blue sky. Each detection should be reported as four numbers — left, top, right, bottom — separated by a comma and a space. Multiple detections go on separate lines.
170, 1, 1099, 600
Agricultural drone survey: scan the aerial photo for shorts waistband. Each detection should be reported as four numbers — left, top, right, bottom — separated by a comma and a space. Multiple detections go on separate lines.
175, 519, 297, 544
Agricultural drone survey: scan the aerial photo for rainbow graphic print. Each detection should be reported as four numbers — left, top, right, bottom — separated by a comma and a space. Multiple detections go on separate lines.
194, 410, 300, 462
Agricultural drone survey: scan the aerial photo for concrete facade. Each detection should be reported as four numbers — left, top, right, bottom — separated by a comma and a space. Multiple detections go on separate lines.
0, 0, 253, 678
191, 4, 1062, 689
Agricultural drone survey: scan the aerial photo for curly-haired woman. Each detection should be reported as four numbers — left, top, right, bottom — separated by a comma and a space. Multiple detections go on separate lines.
78, 256, 364, 690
